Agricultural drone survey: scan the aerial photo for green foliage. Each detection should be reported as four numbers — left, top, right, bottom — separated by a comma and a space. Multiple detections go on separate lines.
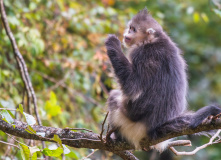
0, 109, 14, 124
42, 147, 63, 157
20, 144, 40, 160
44, 91, 61, 118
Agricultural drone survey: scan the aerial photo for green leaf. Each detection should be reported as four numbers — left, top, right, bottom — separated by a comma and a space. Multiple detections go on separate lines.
20, 144, 30, 160
0, 110, 14, 124
66, 150, 79, 159
17, 104, 24, 114
193, 12, 200, 23
26, 125, 36, 134
201, 13, 209, 23
50, 91, 57, 105
52, 134, 62, 147
31, 152, 37, 160
42, 147, 63, 157
7, 110, 15, 119
44, 91, 62, 117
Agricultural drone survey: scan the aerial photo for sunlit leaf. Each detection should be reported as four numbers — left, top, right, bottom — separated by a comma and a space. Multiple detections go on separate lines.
44, 92, 61, 117
66, 150, 79, 159
31, 152, 37, 160
52, 134, 62, 147
201, 13, 209, 23
193, 12, 200, 23
42, 147, 63, 157
27, 125, 36, 134
20, 144, 30, 160
17, 104, 24, 114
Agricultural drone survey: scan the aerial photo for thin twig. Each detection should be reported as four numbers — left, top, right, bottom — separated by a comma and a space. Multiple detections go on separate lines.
169, 129, 221, 156
0, 0, 41, 125
4, 138, 15, 157
0, 0, 45, 150
82, 149, 98, 160
99, 81, 109, 96
98, 112, 109, 142
6, 133, 28, 147
168, 140, 192, 147
0, 140, 20, 149
60, 138, 101, 142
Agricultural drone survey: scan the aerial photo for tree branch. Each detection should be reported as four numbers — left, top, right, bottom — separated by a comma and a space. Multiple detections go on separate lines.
0, 0, 41, 125
0, 0, 46, 151
1, 118, 221, 153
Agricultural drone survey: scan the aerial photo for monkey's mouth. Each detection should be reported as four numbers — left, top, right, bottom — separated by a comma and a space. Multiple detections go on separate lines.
124, 36, 131, 43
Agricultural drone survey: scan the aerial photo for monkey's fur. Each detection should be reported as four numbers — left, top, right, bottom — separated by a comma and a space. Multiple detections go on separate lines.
105, 9, 221, 152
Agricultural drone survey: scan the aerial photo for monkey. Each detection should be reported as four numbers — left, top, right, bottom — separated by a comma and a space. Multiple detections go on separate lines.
105, 8, 221, 152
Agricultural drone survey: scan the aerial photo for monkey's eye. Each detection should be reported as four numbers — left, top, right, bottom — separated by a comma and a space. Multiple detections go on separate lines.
130, 26, 136, 32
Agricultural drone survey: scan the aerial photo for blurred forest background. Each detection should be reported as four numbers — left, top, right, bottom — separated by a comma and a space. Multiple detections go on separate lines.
0, 0, 221, 159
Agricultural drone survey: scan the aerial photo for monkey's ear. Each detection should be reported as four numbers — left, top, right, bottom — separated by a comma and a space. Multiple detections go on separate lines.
146, 28, 156, 35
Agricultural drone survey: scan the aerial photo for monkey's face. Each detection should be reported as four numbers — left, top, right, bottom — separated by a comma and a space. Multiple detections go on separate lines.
123, 23, 156, 48
123, 9, 162, 48
123, 24, 147, 48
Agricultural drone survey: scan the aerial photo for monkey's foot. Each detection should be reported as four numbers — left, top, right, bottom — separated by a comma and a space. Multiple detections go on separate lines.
202, 115, 214, 124
105, 128, 116, 143
202, 113, 221, 125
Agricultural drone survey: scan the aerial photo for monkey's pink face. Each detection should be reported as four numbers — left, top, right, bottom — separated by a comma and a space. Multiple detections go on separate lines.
123, 24, 146, 48
123, 27, 136, 47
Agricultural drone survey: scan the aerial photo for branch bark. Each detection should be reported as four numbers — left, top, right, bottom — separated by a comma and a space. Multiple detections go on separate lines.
1, 118, 221, 157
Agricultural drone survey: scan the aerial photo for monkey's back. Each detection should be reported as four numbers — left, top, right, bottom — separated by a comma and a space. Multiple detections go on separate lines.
126, 35, 187, 129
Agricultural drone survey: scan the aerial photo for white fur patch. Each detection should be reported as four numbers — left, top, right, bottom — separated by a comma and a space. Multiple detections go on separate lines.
146, 28, 156, 34
110, 109, 146, 149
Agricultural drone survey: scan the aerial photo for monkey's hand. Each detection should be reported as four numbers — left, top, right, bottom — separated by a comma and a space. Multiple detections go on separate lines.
105, 34, 122, 54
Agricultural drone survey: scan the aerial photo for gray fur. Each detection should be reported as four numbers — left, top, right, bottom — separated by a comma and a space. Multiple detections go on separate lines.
105, 8, 221, 150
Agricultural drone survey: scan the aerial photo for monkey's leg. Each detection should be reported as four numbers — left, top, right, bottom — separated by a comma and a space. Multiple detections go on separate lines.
190, 105, 221, 128
107, 89, 122, 111
106, 89, 123, 143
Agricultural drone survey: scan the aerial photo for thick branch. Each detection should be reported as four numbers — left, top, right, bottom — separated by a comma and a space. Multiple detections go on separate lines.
1, 118, 221, 152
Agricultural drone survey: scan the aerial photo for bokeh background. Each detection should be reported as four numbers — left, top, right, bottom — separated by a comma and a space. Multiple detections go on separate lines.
0, 0, 221, 159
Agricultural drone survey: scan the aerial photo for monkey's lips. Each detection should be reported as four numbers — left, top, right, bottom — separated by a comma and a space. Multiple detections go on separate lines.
124, 36, 131, 44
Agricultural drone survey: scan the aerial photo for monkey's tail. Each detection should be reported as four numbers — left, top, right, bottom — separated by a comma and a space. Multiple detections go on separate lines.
148, 104, 221, 140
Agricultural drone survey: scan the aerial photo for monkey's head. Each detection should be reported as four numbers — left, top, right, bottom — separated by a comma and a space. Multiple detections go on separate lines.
123, 8, 163, 48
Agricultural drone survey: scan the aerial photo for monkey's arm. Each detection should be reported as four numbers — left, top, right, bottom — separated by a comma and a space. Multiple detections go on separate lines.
105, 34, 133, 86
